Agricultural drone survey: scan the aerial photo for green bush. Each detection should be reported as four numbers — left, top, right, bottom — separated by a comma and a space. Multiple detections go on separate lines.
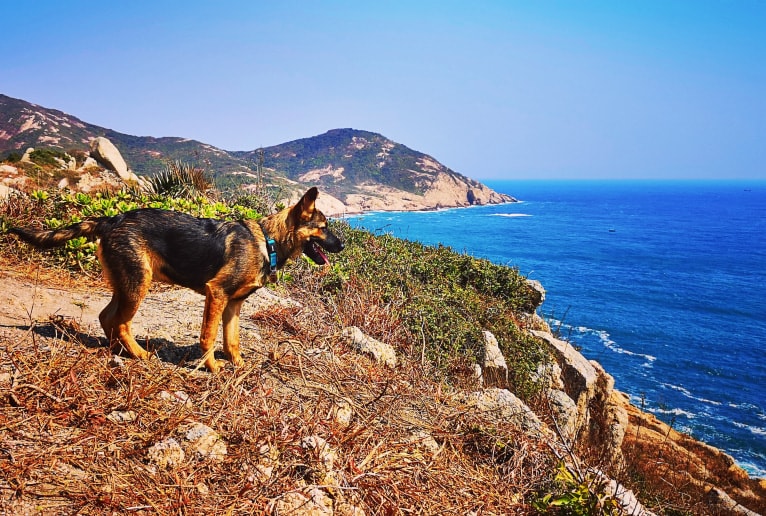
1, 189, 263, 271
145, 160, 213, 198
321, 224, 547, 397
533, 462, 621, 515
29, 148, 68, 167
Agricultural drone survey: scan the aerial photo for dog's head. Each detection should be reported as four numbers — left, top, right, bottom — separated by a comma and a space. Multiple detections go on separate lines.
291, 187, 344, 265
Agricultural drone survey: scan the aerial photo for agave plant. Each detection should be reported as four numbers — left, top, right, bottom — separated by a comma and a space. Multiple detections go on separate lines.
145, 160, 213, 199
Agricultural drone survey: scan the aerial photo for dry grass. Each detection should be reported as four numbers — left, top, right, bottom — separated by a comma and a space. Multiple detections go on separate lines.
0, 265, 557, 515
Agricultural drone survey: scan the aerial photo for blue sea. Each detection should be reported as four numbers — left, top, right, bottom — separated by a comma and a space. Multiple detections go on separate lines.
347, 180, 766, 477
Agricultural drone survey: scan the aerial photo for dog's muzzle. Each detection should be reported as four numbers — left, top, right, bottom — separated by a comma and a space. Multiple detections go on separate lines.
303, 232, 344, 265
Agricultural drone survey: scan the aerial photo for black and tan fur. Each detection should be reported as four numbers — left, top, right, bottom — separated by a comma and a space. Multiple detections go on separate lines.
9, 187, 343, 372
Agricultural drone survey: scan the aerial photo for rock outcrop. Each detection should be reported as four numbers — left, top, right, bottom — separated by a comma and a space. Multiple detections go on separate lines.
89, 136, 141, 185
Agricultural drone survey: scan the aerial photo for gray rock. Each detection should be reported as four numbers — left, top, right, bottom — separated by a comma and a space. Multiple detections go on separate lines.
480, 330, 508, 389
523, 279, 546, 312
179, 421, 227, 462
147, 437, 185, 469
341, 326, 397, 367
89, 137, 140, 184
531, 330, 597, 432
546, 389, 579, 440
463, 388, 548, 437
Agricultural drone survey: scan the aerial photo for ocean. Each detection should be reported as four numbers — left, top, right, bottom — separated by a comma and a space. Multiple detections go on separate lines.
346, 180, 766, 477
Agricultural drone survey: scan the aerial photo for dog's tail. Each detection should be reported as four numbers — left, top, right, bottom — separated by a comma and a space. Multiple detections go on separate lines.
9, 218, 111, 249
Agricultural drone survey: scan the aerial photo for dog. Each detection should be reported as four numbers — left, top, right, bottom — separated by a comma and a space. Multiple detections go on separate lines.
9, 187, 344, 372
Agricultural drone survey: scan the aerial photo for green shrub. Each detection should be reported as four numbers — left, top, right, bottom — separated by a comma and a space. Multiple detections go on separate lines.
533, 462, 621, 515
1, 189, 264, 272
320, 224, 548, 397
29, 148, 68, 167
145, 160, 213, 199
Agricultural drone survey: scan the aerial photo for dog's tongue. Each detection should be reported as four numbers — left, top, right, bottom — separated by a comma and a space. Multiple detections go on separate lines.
313, 242, 328, 264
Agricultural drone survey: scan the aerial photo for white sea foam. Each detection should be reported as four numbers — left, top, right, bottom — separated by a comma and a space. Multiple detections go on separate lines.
649, 406, 696, 419
660, 383, 723, 406
733, 421, 766, 438
491, 213, 532, 218
550, 321, 657, 366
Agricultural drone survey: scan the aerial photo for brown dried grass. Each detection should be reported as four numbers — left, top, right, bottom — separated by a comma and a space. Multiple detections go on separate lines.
0, 267, 556, 515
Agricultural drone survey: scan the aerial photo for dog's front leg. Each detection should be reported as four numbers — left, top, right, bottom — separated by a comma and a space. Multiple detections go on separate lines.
201, 284, 227, 373
222, 298, 245, 367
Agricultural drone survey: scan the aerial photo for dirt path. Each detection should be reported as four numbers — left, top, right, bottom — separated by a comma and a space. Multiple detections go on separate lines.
0, 270, 296, 368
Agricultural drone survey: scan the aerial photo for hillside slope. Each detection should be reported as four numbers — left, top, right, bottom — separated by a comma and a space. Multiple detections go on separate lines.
236, 128, 514, 212
0, 94, 513, 213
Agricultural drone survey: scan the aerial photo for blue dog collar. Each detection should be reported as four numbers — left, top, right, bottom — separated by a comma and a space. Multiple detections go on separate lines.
259, 223, 279, 282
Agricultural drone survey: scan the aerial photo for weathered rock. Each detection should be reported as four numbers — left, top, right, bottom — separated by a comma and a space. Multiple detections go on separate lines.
332, 400, 353, 428
147, 437, 185, 469
404, 430, 440, 456
532, 361, 564, 390
341, 326, 397, 367
523, 279, 546, 312
271, 490, 332, 515
546, 389, 579, 440
462, 388, 548, 437
589, 361, 629, 464
179, 422, 227, 462
0, 164, 18, 175
80, 156, 100, 169
89, 136, 140, 184
531, 330, 597, 433
705, 486, 761, 516
252, 286, 303, 311
301, 435, 340, 489
0, 183, 19, 200
106, 410, 137, 424
254, 443, 279, 480
601, 472, 658, 516
20, 147, 34, 163
480, 330, 508, 389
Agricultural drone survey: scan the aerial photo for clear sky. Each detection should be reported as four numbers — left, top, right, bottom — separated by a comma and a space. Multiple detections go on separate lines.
3, 1, 764, 180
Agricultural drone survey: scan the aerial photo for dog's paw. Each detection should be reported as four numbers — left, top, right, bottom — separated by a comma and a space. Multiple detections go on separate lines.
230, 355, 245, 368
205, 359, 228, 374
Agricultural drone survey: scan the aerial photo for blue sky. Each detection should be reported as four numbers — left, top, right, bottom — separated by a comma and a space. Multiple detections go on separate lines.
3, 1, 764, 180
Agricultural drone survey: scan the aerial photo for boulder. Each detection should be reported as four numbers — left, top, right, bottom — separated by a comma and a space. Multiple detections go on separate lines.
531, 330, 598, 432
80, 156, 100, 170
480, 330, 508, 389
524, 279, 546, 311
462, 388, 548, 437
89, 137, 140, 184
546, 389, 579, 440
341, 326, 397, 367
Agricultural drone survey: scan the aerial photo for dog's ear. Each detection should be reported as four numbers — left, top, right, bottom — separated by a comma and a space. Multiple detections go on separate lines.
291, 187, 319, 222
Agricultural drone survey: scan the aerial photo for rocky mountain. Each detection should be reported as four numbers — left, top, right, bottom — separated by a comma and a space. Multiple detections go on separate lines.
235, 129, 514, 212
0, 94, 514, 213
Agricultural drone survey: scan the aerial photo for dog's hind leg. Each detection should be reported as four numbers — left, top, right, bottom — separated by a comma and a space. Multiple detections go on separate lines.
222, 298, 245, 367
98, 248, 151, 360
99, 287, 151, 360
200, 284, 228, 373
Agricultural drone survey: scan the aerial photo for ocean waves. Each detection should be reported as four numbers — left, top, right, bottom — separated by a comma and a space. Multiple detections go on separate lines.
549, 320, 657, 368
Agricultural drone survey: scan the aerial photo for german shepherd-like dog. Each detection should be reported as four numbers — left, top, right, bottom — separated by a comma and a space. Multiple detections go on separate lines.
9, 187, 344, 372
